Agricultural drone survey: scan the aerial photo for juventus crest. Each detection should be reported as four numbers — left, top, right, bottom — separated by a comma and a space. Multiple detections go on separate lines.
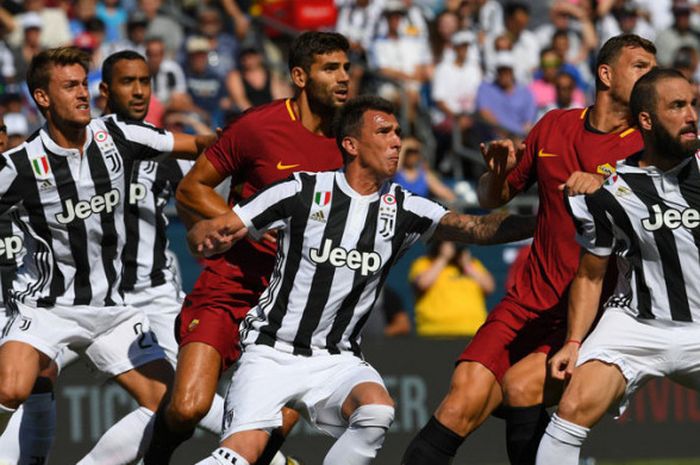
379, 193, 397, 239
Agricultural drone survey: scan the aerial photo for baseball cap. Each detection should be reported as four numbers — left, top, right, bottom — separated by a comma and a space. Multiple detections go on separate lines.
127, 11, 149, 26
4, 113, 29, 137
186, 36, 210, 54
493, 51, 515, 69
383, 0, 407, 14
452, 30, 475, 46
21, 12, 43, 30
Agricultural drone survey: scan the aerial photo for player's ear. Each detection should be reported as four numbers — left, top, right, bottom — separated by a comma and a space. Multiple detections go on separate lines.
99, 81, 109, 101
638, 111, 652, 131
33, 88, 50, 112
290, 66, 307, 89
597, 63, 612, 90
341, 135, 358, 158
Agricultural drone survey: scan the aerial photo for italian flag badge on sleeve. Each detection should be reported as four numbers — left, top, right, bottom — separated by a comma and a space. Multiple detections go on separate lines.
31, 155, 50, 177
314, 191, 331, 207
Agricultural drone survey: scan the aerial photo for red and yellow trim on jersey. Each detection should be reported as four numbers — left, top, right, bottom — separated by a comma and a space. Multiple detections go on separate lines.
579, 107, 588, 120
285, 98, 297, 121
619, 127, 636, 138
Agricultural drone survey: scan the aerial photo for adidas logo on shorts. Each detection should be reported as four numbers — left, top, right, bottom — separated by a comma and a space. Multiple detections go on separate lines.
309, 210, 326, 223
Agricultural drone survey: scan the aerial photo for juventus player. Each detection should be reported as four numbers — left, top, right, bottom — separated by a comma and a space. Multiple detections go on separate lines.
537, 69, 700, 463
187, 96, 536, 465
0, 47, 212, 443
75, 51, 225, 465
403, 34, 656, 465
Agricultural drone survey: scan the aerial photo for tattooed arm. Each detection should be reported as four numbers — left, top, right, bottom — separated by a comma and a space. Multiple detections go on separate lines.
432, 211, 536, 245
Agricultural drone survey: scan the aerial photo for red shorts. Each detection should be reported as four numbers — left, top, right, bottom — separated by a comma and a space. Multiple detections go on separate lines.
177, 268, 265, 371
457, 296, 566, 383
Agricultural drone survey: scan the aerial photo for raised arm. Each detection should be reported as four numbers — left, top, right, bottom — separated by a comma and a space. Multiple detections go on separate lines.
433, 211, 535, 245
477, 139, 524, 208
549, 251, 609, 380
175, 155, 230, 229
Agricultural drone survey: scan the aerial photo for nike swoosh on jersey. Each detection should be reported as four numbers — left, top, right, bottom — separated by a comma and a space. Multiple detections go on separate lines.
277, 161, 301, 170
537, 149, 558, 158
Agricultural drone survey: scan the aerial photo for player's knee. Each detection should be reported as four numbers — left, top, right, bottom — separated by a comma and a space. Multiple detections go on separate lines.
168, 392, 212, 428
0, 375, 31, 408
555, 393, 585, 422
348, 404, 394, 452
501, 372, 543, 406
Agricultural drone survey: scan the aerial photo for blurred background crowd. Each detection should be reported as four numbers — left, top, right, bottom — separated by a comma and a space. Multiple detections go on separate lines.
2, 0, 700, 338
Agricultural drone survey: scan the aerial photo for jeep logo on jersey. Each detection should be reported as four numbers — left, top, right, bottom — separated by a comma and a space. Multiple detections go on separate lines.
55, 189, 120, 224
642, 204, 700, 231
309, 238, 382, 276
0, 235, 22, 260
129, 182, 148, 204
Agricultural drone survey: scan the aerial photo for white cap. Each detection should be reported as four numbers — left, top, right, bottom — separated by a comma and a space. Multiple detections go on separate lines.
4, 112, 29, 137
22, 12, 43, 30
493, 51, 515, 69
186, 36, 210, 54
452, 30, 475, 46
383, 0, 407, 14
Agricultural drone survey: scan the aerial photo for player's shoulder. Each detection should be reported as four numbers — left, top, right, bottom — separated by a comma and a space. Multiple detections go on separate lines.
535, 107, 587, 130
227, 99, 290, 130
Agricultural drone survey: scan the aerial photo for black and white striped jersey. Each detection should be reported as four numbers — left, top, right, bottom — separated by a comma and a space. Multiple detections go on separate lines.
236, 170, 448, 356
120, 158, 193, 292
0, 116, 174, 308
567, 154, 700, 323
0, 217, 22, 311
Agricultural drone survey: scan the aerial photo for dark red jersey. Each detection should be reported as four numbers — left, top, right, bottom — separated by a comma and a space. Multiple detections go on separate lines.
204, 99, 343, 286
506, 107, 643, 312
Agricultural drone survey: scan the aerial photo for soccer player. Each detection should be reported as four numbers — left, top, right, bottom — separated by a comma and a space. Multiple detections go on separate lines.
402, 34, 657, 465
0, 47, 212, 450
144, 31, 350, 464
536, 67, 700, 464
188, 95, 536, 465
75, 50, 225, 465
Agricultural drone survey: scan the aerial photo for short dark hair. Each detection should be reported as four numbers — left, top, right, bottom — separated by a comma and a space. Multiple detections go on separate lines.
334, 95, 396, 162
504, 1, 530, 18
629, 67, 687, 125
27, 47, 90, 100
102, 50, 147, 85
288, 31, 349, 73
595, 34, 656, 91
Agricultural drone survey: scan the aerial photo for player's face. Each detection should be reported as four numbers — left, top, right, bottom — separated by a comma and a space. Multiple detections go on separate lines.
609, 46, 656, 104
305, 51, 350, 110
356, 110, 402, 178
0, 116, 7, 152
649, 77, 700, 160
39, 63, 91, 129
102, 59, 151, 121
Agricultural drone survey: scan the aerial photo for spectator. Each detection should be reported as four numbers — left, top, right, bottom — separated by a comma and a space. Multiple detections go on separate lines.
369, 0, 432, 122
597, 0, 656, 44
486, 1, 539, 84
363, 287, 412, 339
654, 1, 700, 66
394, 137, 456, 203
139, 0, 183, 56
376, 0, 431, 39
410, 240, 494, 337
529, 47, 586, 119
146, 36, 187, 107
68, 0, 97, 38
226, 47, 290, 113
476, 50, 537, 140
534, 0, 598, 70
534, 71, 583, 119
183, 6, 239, 81
336, 0, 379, 96
431, 29, 482, 155
96, 0, 128, 43
183, 35, 228, 127
550, 28, 593, 91
0, 6, 16, 92
103, 10, 148, 57
672, 44, 700, 84
11, 13, 43, 83
9, 0, 71, 48
460, 0, 504, 43
429, 9, 460, 65
4, 111, 28, 149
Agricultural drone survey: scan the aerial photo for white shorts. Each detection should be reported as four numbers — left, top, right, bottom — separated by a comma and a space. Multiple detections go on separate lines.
222, 345, 386, 440
0, 300, 165, 377
124, 281, 184, 366
577, 308, 700, 416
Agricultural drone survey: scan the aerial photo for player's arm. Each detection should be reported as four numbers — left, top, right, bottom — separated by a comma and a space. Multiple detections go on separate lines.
550, 251, 609, 380
477, 139, 524, 208
175, 155, 231, 229
186, 210, 248, 258
170, 133, 218, 160
432, 210, 536, 245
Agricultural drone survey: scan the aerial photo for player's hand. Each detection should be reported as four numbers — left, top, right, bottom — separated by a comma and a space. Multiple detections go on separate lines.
480, 139, 523, 178
549, 341, 580, 381
187, 212, 246, 257
559, 171, 604, 195
260, 228, 278, 244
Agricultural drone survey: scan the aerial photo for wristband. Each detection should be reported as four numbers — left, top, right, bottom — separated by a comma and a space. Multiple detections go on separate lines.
566, 339, 582, 347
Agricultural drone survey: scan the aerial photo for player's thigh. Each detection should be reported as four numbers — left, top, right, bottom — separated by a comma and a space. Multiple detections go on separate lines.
341, 382, 394, 420
171, 342, 222, 411
557, 360, 627, 428
502, 351, 563, 407
0, 341, 47, 406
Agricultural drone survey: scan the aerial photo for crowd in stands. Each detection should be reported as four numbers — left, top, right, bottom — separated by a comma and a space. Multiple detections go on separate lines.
1, 0, 699, 337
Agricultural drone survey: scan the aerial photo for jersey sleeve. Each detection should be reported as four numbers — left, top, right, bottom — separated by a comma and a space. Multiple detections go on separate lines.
233, 175, 301, 241
402, 189, 449, 243
566, 192, 615, 257
204, 122, 245, 179
107, 117, 174, 160
0, 156, 21, 217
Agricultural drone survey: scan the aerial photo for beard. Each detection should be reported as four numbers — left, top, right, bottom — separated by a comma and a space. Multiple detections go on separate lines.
650, 115, 700, 161
306, 76, 343, 116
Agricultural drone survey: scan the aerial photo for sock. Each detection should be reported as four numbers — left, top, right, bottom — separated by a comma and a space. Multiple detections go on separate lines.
197, 394, 225, 436
266, 452, 287, 465
255, 429, 287, 465
401, 416, 465, 465
323, 404, 394, 465
0, 402, 16, 436
77, 407, 154, 465
535, 413, 589, 465
195, 447, 251, 465
0, 403, 23, 464
504, 404, 551, 465
143, 404, 195, 465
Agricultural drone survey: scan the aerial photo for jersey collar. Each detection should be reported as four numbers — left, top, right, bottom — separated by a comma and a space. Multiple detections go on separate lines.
39, 123, 93, 157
